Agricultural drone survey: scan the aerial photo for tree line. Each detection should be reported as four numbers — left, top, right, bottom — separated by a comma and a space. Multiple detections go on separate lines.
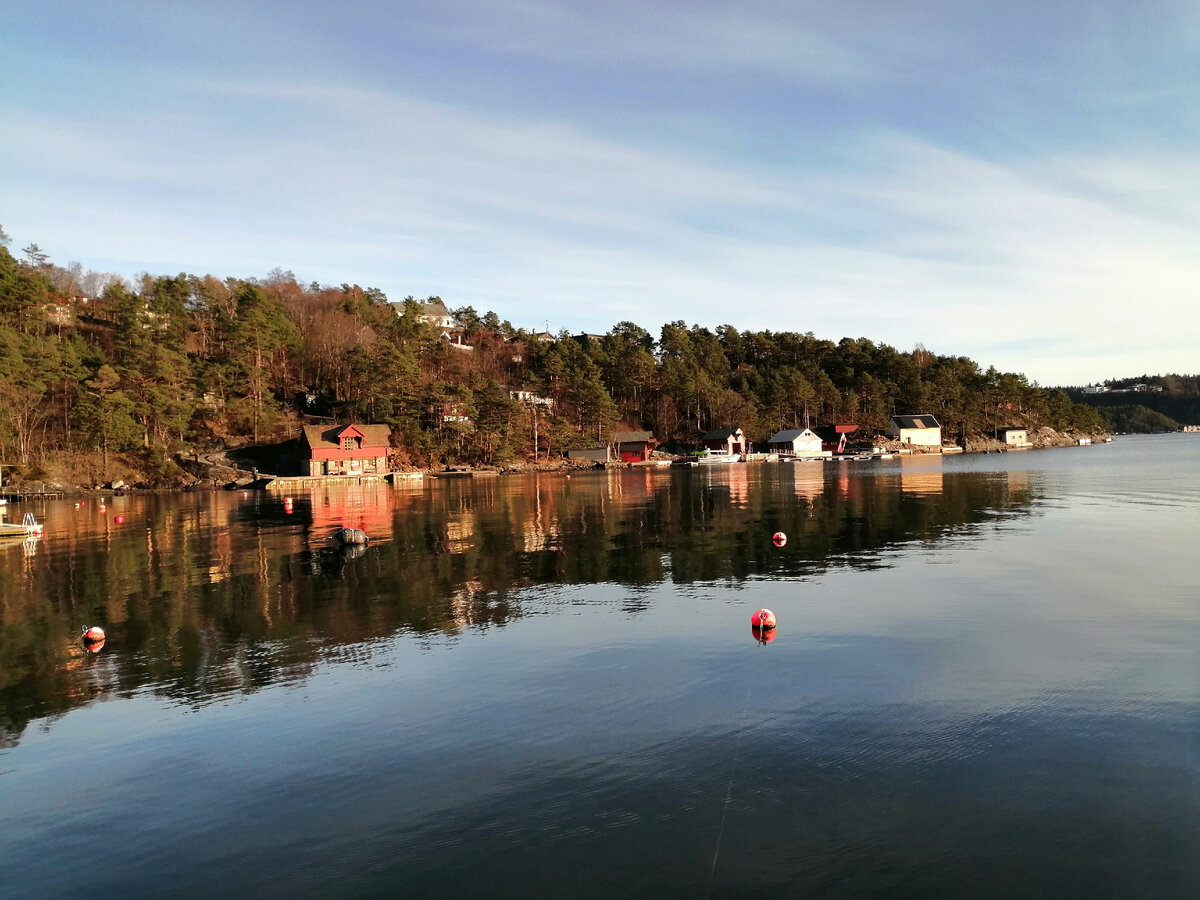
0, 231, 1110, 484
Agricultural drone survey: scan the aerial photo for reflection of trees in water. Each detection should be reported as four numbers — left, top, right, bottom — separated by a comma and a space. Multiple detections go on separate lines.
0, 468, 1036, 744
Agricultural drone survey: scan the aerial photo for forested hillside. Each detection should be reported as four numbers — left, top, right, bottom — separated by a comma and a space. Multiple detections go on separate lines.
1067, 376, 1200, 431
0, 233, 1108, 485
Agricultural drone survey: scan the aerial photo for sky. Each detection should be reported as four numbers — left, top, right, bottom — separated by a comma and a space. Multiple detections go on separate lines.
2, 0, 1196, 386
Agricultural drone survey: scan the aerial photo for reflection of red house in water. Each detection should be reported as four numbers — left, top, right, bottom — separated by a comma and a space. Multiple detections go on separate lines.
301, 424, 391, 476
307, 484, 395, 535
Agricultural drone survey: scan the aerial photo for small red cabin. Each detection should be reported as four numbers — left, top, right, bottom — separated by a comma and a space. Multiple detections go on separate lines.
301, 424, 391, 476
613, 431, 656, 463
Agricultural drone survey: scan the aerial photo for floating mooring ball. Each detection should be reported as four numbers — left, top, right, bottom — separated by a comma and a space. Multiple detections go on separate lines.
751, 608, 777, 629
772, 531, 787, 547
336, 527, 369, 546
82, 626, 106, 652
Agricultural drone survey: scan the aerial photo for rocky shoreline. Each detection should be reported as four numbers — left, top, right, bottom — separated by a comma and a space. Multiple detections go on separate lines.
5, 426, 1112, 495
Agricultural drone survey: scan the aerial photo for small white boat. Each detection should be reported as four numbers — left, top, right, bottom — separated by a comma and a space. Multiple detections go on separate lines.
697, 450, 741, 465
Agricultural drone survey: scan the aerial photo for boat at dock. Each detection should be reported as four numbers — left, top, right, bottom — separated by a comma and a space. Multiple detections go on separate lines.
696, 450, 741, 465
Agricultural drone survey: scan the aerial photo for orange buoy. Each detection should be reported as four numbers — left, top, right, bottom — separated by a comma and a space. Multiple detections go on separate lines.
772, 531, 787, 547
83, 626, 106, 643
751, 608, 776, 629
85, 639, 105, 653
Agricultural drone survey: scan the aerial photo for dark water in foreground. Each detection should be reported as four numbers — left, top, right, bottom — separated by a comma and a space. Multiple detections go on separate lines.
1, 435, 1198, 897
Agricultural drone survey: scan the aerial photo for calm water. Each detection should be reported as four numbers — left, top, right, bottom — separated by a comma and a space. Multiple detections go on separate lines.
2, 435, 1198, 897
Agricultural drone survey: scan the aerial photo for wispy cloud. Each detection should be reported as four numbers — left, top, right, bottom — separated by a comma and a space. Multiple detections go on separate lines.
2, 2, 1197, 383
392, 0, 875, 82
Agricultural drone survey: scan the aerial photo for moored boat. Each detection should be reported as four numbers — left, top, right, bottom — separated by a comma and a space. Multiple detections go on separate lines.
697, 450, 741, 465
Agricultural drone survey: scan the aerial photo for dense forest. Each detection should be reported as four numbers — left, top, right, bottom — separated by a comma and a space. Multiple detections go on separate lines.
0, 230, 1114, 485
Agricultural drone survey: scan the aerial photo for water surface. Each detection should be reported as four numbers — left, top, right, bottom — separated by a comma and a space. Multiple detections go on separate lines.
2, 435, 1198, 897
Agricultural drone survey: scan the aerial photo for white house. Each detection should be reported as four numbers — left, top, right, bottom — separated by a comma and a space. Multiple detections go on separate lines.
702, 428, 748, 455
996, 427, 1030, 446
766, 428, 827, 457
416, 299, 455, 329
889, 415, 942, 447
509, 389, 554, 407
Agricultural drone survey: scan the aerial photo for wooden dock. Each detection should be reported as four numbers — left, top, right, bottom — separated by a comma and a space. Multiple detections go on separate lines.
0, 487, 68, 501
259, 472, 405, 494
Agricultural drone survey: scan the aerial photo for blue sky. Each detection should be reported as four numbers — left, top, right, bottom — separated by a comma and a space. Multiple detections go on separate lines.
2, 0, 1196, 385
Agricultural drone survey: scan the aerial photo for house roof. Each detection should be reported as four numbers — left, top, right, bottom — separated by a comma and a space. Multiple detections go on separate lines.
891, 414, 940, 430
816, 425, 860, 441
301, 424, 391, 449
419, 299, 452, 318
767, 428, 818, 444
702, 428, 743, 441
613, 431, 653, 444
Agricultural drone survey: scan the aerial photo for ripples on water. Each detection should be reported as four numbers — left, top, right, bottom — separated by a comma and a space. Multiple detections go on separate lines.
1, 435, 1198, 897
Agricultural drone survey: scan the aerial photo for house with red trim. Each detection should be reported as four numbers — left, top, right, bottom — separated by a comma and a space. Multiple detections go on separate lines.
300, 424, 391, 476
702, 428, 748, 456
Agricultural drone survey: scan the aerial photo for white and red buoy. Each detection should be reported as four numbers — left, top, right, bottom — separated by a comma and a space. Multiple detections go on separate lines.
772, 531, 787, 547
751, 608, 776, 629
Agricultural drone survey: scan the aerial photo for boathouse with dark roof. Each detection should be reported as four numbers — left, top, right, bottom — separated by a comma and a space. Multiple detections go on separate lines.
612, 431, 656, 463
888, 415, 942, 447
702, 428, 747, 455
766, 428, 825, 457
300, 424, 391, 476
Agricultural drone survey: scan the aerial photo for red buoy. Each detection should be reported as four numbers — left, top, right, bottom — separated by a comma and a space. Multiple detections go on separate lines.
83, 626, 106, 643
772, 531, 787, 547
114, 514, 125, 524
751, 608, 776, 629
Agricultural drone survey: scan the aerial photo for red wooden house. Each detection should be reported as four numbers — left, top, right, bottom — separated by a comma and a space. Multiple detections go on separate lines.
300, 424, 391, 476
613, 431, 656, 463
